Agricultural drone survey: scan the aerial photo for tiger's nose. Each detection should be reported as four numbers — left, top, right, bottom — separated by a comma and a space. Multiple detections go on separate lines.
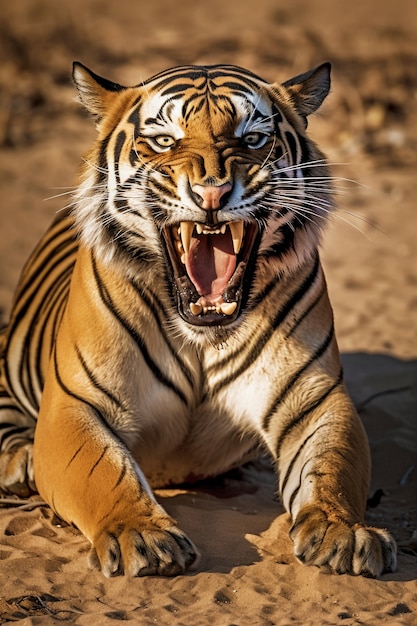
191, 182, 232, 210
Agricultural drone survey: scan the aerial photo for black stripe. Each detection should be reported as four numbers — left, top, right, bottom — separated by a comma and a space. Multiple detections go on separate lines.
127, 96, 142, 137
298, 134, 312, 165
183, 95, 206, 120
215, 81, 253, 95
287, 467, 334, 518
5, 245, 77, 413
97, 132, 112, 183
88, 445, 109, 477
285, 281, 326, 338
152, 70, 208, 89
282, 425, 330, 509
255, 253, 319, 310
48, 275, 71, 355
96, 496, 125, 525
128, 279, 194, 389
262, 321, 336, 431
284, 131, 299, 163
18, 213, 75, 269
147, 64, 263, 87
0, 403, 25, 413
278, 369, 344, 495
66, 444, 85, 469
6, 242, 77, 337
75, 344, 125, 412
102, 217, 151, 264
148, 176, 175, 198
17, 258, 75, 411
207, 70, 261, 90
161, 83, 203, 97
268, 222, 300, 258
33, 265, 74, 402
91, 255, 188, 406
112, 459, 127, 490
0, 425, 32, 438
114, 130, 127, 185
53, 345, 109, 429
287, 458, 311, 516
10, 239, 77, 326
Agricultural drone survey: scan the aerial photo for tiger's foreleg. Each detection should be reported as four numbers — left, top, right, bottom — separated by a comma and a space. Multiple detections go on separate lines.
266, 385, 397, 577
33, 380, 197, 577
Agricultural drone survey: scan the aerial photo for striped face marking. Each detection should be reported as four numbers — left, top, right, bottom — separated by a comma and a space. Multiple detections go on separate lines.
137, 72, 275, 326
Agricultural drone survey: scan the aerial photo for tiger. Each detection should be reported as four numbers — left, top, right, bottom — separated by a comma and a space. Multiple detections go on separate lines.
0, 61, 397, 578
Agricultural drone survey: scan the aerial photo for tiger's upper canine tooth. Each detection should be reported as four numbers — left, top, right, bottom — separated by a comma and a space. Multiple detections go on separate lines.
220, 302, 237, 315
229, 221, 244, 254
180, 221, 194, 253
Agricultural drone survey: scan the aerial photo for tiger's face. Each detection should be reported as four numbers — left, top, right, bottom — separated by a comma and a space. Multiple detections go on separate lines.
73, 63, 332, 329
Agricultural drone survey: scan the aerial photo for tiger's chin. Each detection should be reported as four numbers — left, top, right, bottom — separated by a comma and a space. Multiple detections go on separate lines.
163, 221, 260, 327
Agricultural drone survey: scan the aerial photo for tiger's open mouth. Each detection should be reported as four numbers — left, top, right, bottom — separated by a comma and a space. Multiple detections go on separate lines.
164, 221, 260, 326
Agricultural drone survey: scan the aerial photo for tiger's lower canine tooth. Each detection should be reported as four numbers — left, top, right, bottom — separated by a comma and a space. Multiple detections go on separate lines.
220, 302, 237, 315
190, 302, 202, 315
229, 221, 244, 254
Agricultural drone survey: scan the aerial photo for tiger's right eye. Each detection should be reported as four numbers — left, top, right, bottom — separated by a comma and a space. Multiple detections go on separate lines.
148, 135, 176, 151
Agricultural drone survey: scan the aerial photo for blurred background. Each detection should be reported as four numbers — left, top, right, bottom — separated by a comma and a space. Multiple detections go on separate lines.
0, 0, 416, 356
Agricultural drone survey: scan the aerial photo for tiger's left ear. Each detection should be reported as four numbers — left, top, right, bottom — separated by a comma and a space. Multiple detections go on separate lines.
72, 62, 126, 124
280, 62, 331, 119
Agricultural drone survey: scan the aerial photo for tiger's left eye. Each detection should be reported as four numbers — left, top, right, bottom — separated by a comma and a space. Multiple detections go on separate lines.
149, 135, 176, 150
242, 132, 269, 149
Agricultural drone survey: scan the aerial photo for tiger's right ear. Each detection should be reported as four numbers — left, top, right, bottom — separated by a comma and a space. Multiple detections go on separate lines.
72, 62, 126, 124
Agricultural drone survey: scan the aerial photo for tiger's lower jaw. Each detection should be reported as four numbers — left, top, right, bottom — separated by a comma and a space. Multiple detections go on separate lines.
163, 222, 261, 327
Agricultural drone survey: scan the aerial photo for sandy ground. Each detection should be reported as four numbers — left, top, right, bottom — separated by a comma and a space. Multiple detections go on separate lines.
0, 0, 416, 624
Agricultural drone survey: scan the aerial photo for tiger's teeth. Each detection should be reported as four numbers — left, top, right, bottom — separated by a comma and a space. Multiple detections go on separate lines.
180, 221, 194, 253
195, 223, 203, 235
190, 302, 202, 315
190, 300, 237, 316
220, 302, 237, 315
229, 221, 244, 254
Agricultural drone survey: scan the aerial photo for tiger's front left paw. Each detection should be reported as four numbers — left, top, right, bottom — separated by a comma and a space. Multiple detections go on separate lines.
290, 505, 397, 577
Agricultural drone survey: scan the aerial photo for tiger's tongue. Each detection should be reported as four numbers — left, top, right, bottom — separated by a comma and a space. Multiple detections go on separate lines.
185, 232, 236, 301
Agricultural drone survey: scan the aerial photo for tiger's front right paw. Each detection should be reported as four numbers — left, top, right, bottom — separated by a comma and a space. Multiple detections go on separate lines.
89, 519, 198, 577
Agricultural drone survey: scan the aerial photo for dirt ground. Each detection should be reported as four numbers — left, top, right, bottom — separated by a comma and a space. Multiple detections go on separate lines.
0, 0, 416, 624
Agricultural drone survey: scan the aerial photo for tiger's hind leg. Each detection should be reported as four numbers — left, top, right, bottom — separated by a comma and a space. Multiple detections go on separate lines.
0, 385, 36, 497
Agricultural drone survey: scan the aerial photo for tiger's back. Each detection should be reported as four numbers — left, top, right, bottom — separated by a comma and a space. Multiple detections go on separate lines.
0, 61, 396, 577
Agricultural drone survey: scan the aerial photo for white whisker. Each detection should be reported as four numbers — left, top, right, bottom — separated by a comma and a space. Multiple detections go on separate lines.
82, 157, 109, 175
242, 93, 263, 135
260, 135, 277, 170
